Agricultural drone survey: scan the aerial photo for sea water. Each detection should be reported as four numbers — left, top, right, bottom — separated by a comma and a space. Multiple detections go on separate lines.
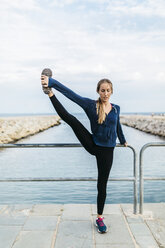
0, 113, 164, 204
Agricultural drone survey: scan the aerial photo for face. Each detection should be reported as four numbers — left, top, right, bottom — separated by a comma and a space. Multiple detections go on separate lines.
98, 82, 112, 103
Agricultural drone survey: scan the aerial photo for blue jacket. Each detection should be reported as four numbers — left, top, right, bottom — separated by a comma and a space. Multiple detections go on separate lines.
49, 78, 126, 147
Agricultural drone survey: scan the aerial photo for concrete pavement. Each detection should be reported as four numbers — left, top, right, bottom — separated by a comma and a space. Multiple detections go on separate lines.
0, 203, 165, 248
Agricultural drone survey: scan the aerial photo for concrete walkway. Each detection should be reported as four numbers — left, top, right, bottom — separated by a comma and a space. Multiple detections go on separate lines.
0, 203, 165, 248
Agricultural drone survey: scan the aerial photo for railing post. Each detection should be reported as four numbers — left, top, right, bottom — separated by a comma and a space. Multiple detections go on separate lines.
139, 145, 145, 214
139, 142, 165, 215
126, 145, 138, 214
133, 147, 138, 214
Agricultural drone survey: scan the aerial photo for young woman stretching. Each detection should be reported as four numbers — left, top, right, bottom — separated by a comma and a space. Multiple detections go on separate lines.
41, 68, 127, 234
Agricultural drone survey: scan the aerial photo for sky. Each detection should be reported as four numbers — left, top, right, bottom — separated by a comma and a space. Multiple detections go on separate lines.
0, 0, 165, 114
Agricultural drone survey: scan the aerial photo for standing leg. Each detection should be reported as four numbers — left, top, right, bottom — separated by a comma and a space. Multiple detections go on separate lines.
96, 146, 114, 215
49, 95, 96, 155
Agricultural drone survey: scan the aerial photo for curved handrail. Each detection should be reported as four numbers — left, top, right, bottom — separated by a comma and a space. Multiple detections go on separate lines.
139, 142, 165, 214
0, 143, 138, 214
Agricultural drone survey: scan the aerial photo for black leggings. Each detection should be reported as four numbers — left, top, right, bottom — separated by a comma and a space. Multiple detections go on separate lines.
50, 95, 114, 215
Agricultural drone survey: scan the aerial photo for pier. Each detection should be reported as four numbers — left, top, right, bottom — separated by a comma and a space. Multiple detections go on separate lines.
0, 203, 165, 248
0, 142, 164, 247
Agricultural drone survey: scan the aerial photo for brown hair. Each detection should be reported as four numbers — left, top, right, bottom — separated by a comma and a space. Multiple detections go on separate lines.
96, 79, 113, 124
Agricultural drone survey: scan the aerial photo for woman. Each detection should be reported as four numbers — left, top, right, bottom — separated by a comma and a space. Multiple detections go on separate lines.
41, 69, 127, 234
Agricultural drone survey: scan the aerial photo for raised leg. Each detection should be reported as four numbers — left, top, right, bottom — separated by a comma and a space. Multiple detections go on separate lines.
50, 95, 96, 155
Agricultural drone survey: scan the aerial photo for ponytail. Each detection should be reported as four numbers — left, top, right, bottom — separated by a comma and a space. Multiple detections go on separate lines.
96, 98, 106, 124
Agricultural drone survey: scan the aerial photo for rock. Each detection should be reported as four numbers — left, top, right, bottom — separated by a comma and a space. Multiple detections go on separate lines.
0, 115, 61, 144
120, 115, 165, 137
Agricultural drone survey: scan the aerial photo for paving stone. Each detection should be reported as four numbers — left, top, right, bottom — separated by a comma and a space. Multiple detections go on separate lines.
121, 204, 137, 217
96, 245, 135, 248
93, 214, 134, 246
54, 220, 93, 248
129, 222, 155, 236
23, 216, 58, 231
126, 216, 144, 224
128, 222, 159, 248
0, 215, 27, 226
31, 204, 63, 216
146, 219, 165, 248
0, 205, 8, 213
143, 203, 165, 220
91, 204, 122, 215
61, 204, 91, 220
134, 235, 159, 248
0, 226, 21, 248
3, 205, 33, 216
12, 231, 54, 248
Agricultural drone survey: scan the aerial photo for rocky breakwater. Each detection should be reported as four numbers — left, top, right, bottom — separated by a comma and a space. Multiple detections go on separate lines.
120, 115, 165, 137
0, 115, 61, 144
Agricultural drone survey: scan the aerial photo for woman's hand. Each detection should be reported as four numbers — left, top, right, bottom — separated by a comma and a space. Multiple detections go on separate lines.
41, 75, 49, 87
124, 142, 128, 147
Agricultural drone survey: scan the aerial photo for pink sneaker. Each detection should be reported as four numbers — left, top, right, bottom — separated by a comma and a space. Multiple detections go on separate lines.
96, 217, 107, 233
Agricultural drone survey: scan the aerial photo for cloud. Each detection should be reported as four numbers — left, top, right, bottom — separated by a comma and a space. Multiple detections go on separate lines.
106, 0, 165, 18
1, 0, 40, 11
51, 0, 77, 7
0, 0, 165, 113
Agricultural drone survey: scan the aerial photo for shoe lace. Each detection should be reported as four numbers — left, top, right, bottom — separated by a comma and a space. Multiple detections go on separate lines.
97, 217, 104, 227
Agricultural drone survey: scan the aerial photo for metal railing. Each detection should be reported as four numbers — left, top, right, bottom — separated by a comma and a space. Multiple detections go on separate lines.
0, 143, 138, 214
139, 142, 165, 214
